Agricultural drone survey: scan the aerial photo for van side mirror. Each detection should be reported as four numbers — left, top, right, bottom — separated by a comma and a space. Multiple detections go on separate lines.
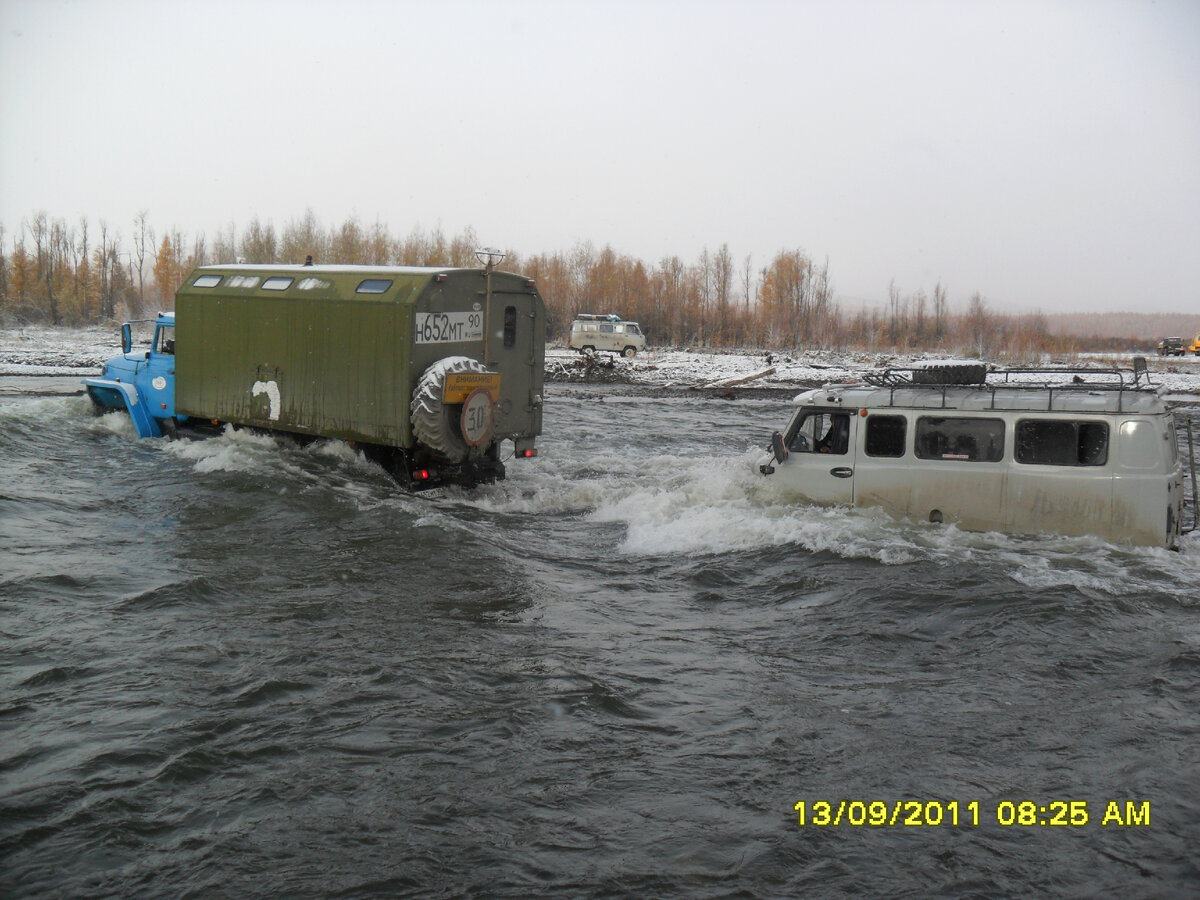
121, 323, 132, 354
771, 430, 789, 464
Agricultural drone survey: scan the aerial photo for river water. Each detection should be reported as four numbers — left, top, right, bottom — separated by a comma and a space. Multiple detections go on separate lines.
2, 384, 1198, 898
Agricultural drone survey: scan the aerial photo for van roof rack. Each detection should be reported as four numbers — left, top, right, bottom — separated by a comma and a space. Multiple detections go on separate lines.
863, 358, 1156, 392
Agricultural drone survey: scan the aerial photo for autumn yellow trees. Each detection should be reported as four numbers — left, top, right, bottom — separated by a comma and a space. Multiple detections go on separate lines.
0, 209, 1084, 359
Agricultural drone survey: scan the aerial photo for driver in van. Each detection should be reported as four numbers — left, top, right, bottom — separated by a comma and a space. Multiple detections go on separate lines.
816, 414, 850, 454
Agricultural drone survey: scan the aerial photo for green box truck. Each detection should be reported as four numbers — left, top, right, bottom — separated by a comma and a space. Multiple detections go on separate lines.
87, 263, 546, 489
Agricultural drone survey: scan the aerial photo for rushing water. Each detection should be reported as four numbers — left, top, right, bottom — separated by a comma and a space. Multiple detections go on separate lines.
2, 384, 1198, 898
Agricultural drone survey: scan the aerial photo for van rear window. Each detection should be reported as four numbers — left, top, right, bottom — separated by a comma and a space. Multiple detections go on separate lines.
1016, 419, 1108, 466
915, 417, 1004, 462
356, 279, 393, 294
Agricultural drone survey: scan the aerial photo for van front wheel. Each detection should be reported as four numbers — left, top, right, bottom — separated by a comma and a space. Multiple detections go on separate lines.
621, 346, 637, 358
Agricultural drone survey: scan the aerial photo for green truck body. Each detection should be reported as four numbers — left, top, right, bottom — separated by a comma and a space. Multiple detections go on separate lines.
173, 263, 545, 487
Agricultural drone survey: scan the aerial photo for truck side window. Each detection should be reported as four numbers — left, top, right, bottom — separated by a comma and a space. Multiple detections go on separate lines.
503, 306, 517, 347
865, 415, 906, 457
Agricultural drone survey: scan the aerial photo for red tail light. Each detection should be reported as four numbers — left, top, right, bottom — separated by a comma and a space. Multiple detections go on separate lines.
414, 468, 431, 481
519, 448, 538, 459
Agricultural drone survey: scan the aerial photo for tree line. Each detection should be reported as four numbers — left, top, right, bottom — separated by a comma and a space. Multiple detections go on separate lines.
0, 210, 1083, 360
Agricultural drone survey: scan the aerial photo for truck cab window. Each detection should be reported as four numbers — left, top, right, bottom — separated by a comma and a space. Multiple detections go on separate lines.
157, 327, 176, 355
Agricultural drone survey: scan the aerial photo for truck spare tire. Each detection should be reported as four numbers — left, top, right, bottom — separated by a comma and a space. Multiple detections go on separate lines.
411, 356, 495, 462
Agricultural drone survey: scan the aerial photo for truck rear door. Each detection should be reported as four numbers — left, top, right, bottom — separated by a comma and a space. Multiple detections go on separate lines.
486, 289, 544, 439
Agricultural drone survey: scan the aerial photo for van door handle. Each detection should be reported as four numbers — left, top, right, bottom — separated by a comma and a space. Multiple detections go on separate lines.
830, 467, 854, 478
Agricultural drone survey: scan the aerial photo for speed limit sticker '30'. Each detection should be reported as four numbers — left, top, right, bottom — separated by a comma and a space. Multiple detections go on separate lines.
460, 389, 495, 446
415, 311, 484, 343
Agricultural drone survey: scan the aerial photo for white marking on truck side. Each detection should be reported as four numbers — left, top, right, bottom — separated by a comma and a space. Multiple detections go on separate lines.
252, 380, 281, 421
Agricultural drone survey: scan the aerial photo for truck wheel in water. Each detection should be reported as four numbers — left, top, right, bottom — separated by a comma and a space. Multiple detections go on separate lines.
410, 356, 494, 463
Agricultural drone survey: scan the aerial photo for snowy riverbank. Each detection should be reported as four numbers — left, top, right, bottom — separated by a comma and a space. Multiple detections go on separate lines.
3, 325, 1200, 396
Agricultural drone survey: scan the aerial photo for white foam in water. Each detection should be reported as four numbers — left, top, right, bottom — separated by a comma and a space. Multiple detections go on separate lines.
162, 424, 284, 474
54, 389, 1200, 595
469, 445, 1200, 595
475, 447, 935, 562
90, 408, 140, 439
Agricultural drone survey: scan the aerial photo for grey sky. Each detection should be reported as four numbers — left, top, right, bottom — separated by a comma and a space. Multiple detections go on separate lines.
2, 0, 1197, 313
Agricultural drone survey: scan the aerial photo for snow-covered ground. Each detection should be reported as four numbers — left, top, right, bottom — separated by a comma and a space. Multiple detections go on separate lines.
545, 344, 1200, 396
3, 325, 1200, 396
0, 325, 117, 376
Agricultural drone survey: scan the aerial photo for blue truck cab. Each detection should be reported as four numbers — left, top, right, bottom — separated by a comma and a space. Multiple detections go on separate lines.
84, 313, 180, 438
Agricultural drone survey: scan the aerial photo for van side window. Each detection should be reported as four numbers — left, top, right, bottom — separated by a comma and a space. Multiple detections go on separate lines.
503, 305, 517, 347
1016, 420, 1108, 466
915, 417, 1004, 462
865, 415, 906, 457
788, 412, 851, 455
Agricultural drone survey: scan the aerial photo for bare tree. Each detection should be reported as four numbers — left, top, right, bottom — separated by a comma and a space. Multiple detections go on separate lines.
0, 222, 8, 308
888, 279, 900, 347
95, 220, 117, 320
212, 222, 237, 263
913, 288, 927, 345
932, 281, 948, 341
132, 210, 154, 314
713, 243, 734, 344
966, 291, 989, 357
240, 217, 277, 264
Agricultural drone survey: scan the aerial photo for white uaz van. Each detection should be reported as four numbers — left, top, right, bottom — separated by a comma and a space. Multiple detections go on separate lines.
569, 314, 646, 357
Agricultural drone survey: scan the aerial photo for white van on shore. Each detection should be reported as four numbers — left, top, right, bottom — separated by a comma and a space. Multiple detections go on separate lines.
758, 359, 1197, 548
569, 314, 646, 357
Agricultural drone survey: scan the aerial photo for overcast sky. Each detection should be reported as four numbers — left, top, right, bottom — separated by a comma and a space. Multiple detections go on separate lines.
2, 0, 1197, 314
